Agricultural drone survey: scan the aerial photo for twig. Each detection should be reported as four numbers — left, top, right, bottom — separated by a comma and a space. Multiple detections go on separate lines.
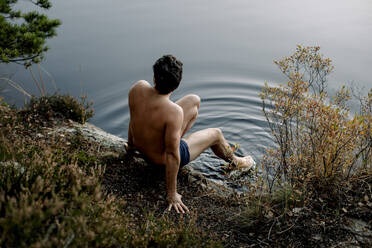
39, 65, 57, 91
256, 238, 270, 247
267, 218, 277, 240
9, 53, 40, 62
29, 66, 44, 96
276, 215, 300, 235
276, 223, 296, 234
0, 77, 32, 98
37, 65, 46, 95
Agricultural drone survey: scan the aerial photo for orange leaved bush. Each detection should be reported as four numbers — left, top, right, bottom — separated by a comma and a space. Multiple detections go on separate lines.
260, 45, 371, 193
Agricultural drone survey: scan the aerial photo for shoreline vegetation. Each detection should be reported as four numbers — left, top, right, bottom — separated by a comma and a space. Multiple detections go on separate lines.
0, 96, 222, 247
1, 46, 371, 247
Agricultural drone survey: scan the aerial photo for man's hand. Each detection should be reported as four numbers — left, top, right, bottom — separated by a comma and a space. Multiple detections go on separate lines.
167, 192, 189, 214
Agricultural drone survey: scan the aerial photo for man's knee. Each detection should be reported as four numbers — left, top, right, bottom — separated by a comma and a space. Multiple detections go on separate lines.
186, 94, 200, 109
209, 128, 223, 141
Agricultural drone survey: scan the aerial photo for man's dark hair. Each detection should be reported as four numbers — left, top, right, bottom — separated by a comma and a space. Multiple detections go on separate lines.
153, 55, 183, 94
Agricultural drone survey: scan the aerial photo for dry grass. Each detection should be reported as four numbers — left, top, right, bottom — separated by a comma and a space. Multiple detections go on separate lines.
0, 97, 220, 248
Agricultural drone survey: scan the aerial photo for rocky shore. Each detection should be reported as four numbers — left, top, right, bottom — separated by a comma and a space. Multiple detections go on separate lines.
52, 120, 372, 247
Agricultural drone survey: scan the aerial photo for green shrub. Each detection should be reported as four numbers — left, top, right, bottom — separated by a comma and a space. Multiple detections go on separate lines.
24, 94, 94, 124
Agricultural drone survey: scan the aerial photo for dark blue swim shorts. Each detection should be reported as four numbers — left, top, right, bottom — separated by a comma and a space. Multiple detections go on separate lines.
179, 139, 190, 167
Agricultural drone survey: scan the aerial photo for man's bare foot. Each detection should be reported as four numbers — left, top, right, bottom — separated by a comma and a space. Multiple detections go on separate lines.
233, 156, 255, 169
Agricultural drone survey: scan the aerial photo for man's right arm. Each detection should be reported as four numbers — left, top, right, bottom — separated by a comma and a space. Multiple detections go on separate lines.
164, 107, 189, 213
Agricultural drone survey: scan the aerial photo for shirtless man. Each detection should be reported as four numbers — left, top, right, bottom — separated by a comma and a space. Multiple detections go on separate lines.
127, 55, 254, 214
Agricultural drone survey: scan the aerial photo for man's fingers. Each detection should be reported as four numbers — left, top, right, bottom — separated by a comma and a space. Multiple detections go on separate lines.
174, 203, 185, 214
174, 204, 180, 214
180, 202, 189, 212
178, 204, 185, 214
167, 201, 189, 214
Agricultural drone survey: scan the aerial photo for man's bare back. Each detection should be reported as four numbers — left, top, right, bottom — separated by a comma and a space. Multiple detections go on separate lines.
127, 55, 255, 213
128, 80, 183, 165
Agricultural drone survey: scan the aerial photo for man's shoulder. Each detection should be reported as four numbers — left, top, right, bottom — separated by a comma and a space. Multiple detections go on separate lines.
129, 80, 151, 101
135, 80, 151, 87
164, 102, 183, 122
130, 80, 151, 92
169, 102, 183, 114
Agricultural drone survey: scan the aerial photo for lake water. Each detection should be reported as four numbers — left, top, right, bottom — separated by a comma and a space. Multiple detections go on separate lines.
1, 0, 371, 182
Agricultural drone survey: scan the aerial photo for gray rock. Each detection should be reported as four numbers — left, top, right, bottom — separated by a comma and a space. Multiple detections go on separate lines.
51, 122, 127, 152
342, 218, 372, 246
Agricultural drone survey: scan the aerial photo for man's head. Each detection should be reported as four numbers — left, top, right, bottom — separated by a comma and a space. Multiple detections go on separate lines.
153, 55, 183, 94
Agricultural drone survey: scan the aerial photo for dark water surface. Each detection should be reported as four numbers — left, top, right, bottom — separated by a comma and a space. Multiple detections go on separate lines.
1, 0, 371, 179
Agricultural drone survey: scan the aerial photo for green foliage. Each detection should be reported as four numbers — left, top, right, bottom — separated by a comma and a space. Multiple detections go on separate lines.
0, 97, 9, 108
0, 0, 60, 66
24, 94, 94, 124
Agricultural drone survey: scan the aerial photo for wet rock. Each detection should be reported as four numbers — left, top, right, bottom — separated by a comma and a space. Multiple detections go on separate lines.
182, 163, 239, 197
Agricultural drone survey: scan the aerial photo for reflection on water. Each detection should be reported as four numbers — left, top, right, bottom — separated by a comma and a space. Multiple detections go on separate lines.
1, 0, 371, 184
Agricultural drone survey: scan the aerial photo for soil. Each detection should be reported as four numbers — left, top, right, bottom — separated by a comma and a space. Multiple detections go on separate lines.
102, 151, 246, 247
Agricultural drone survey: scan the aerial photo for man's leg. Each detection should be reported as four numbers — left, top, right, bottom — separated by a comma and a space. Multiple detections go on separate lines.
176, 94, 200, 137
183, 128, 254, 168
